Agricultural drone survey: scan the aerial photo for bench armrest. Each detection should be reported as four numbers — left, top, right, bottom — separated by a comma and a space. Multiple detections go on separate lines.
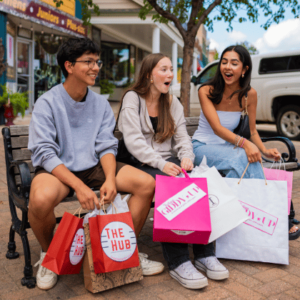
261, 136, 298, 163
7, 161, 31, 211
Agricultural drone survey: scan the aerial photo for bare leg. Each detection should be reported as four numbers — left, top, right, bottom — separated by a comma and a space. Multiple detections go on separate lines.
28, 173, 70, 252
116, 165, 155, 236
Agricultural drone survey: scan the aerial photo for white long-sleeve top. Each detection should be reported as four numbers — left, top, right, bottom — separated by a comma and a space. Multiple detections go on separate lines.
118, 91, 195, 171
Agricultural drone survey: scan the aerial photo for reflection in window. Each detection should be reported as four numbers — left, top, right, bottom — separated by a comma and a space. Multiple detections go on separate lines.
259, 56, 295, 74
101, 42, 130, 87
198, 64, 218, 84
288, 56, 300, 71
130, 45, 136, 84
34, 33, 68, 102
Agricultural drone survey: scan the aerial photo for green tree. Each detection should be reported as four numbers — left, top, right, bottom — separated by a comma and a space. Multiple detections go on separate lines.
237, 41, 259, 55
138, 0, 299, 116
213, 50, 219, 60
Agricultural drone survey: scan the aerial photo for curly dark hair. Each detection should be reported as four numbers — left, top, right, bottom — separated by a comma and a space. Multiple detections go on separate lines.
57, 37, 100, 78
202, 45, 252, 108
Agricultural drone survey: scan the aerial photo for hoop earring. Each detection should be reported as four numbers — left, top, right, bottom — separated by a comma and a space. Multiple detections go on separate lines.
242, 74, 244, 78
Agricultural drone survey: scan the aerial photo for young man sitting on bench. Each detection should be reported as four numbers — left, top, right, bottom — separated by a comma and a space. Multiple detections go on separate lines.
28, 37, 164, 290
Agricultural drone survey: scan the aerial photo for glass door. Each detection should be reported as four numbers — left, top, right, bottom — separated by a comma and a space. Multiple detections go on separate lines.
17, 39, 32, 111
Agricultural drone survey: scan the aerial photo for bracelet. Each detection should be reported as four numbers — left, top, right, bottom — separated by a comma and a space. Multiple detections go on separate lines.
234, 135, 239, 147
236, 136, 242, 147
240, 138, 246, 148
234, 135, 240, 148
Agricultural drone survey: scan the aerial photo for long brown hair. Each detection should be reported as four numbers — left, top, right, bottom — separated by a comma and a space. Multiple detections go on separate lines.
119, 53, 175, 143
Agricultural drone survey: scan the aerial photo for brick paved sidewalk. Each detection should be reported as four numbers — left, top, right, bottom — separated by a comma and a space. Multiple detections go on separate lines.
1, 119, 300, 300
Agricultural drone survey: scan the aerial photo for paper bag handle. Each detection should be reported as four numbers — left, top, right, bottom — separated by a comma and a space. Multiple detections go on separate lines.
270, 156, 285, 171
73, 207, 83, 218
98, 196, 106, 215
98, 197, 119, 215
238, 161, 267, 185
182, 169, 190, 179
111, 201, 119, 214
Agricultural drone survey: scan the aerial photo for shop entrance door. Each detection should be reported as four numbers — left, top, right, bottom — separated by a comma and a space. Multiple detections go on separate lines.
17, 39, 33, 112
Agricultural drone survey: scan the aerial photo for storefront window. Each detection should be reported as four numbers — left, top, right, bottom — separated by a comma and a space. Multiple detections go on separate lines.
129, 45, 136, 84
17, 41, 30, 93
34, 33, 68, 102
6, 19, 16, 81
100, 42, 130, 87
136, 48, 150, 77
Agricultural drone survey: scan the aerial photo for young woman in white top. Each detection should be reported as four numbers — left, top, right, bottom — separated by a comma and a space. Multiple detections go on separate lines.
192, 45, 299, 239
118, 53, 229, 290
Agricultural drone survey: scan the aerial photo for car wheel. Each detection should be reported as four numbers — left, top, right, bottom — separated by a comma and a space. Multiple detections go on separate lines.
276, 105, 300, 140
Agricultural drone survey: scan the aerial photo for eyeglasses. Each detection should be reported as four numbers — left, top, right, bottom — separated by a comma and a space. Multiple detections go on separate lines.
72, 59, 103, 69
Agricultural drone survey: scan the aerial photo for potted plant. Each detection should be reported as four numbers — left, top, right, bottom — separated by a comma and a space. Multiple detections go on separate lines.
0, 84, 29, 126
99, 79, 115, 100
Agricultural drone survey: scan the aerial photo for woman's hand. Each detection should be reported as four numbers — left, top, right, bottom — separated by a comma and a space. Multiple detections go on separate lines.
262, 148, 281, 161
162, 162, 182, 177
243, 140, 262, 163
181, 158, 194, 171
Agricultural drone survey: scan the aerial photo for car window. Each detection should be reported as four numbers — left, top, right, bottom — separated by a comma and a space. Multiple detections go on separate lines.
198, 64, 218, 84
289, 56, 300, 71
259, 55, 300, 74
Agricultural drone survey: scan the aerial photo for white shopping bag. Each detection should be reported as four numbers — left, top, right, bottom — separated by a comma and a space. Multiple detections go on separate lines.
216, 165, 289, 265
83, 194, 131, 224
185, 157, 249, 243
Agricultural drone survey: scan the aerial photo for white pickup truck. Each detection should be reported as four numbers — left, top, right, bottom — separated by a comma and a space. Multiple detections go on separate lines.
172, 50, 300, 140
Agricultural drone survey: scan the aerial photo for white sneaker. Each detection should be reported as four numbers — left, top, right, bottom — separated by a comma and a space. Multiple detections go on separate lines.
138, 253, 164, 276
195, 256, 229, 280
34, 251, 57, 290
169, 260, 208, 289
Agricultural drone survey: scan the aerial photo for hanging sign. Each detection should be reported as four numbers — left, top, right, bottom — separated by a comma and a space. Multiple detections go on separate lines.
0, 0, 86, 36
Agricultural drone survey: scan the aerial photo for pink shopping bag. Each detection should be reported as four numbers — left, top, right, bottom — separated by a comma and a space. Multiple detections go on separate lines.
263, 167, 293, 214
153, 170, 211, 244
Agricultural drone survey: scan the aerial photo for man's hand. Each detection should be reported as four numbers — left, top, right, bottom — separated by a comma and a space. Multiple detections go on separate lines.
100, 178, 117, 204
75, 183, 100, 210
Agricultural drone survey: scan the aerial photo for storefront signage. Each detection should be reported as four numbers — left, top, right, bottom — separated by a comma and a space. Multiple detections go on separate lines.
6, 34, 14, 67
0, 0, 86, 36
40, 0, 75, 17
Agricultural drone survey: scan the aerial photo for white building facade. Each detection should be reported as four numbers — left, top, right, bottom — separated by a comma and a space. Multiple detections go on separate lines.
90, 0, 199, 100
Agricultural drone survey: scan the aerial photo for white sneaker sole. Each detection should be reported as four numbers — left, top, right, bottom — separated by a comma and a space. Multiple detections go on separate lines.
169, 270, 208, 289
36, 278, 57, 290
142, 265, 165, 276
195, 260, 229, 281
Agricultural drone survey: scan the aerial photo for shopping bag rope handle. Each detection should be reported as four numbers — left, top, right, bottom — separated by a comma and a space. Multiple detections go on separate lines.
270, 156, 285, 172
238, 161, 267, 185
98, 197, 119, 215
99, 196, 106, 214
111, 202, 119, 214
73, 207, 83, 218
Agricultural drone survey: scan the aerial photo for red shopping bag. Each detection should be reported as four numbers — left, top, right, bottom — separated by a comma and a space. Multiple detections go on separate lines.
88, 209, 139, 274
42, 211, 85, 275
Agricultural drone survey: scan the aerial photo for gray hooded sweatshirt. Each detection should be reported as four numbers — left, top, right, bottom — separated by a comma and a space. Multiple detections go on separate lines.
28, 83, 118, 173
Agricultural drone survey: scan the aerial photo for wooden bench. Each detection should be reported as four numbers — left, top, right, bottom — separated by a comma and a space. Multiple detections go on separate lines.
2, 119, 300, 289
